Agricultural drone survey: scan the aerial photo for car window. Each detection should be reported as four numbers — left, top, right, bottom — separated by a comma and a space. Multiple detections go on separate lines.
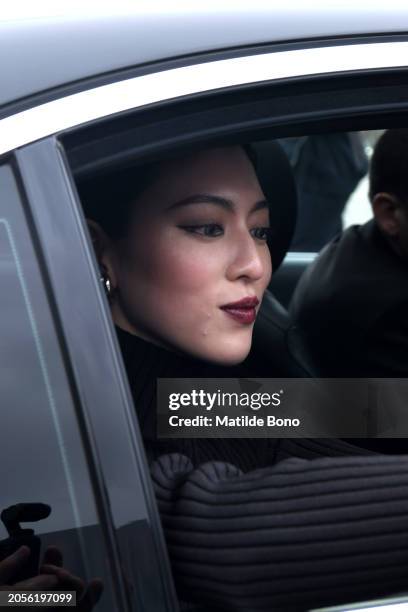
68, 125, 408, 611
0, 163, 117, 610
278, 132, 370, 253
278, 130, 387, 256
270, 130, 388, 307
57, 52, 408, 609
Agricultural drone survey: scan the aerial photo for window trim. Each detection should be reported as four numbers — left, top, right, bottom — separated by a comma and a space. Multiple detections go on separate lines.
1, 40, 408, 155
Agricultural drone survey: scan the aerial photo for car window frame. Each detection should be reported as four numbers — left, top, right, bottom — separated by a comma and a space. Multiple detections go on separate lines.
2, 36, 408, 155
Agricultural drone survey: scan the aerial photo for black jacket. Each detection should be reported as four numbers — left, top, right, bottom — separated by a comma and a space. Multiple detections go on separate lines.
290, 219, 408, 377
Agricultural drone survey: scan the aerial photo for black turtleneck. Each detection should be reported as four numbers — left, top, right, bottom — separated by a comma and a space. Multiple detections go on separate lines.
115, 325, 272, 470
116, 326, 408, 611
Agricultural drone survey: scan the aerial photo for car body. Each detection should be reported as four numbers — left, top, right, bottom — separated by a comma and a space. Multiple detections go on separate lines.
2, 2, 408, 610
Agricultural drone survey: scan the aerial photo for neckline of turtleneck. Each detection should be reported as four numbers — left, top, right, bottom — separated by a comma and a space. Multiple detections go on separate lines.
115, 324, 235, 441
115, 324, 216, 372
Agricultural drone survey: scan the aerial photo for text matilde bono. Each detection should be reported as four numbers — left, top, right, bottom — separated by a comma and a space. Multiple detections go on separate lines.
168, 389, 283, 411
168, 414, 301, 428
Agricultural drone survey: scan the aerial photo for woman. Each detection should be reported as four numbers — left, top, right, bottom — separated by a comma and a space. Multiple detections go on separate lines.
80, 145, 408, 611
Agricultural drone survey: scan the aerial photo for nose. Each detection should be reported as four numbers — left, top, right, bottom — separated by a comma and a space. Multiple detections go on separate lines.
225, 230, 271, 283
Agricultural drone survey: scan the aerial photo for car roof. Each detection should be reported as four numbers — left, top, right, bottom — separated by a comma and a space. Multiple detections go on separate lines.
2, 1, 408, 109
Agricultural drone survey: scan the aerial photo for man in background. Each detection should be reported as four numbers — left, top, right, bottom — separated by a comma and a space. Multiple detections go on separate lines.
290, 129, 408, 378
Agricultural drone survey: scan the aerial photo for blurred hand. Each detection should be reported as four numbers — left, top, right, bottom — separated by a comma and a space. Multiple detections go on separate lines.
0, 545, 103, 611
0, 545, 58, 591
40, 546, 103, 611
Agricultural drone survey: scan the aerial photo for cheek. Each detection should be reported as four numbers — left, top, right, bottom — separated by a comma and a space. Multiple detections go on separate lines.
137, 241, 224, 343
262, 248, 273, 288
126, 232, 221, 310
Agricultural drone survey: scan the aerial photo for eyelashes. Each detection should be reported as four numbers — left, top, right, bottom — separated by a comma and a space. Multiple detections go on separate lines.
179, 224, 223, 237
250, 227, 271, 241
179, 224, 271, 241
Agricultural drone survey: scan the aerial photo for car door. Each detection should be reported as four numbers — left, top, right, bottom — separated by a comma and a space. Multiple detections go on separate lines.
0, 158, 125, 611
5, 140, 179, 612
2, 31, 408, 612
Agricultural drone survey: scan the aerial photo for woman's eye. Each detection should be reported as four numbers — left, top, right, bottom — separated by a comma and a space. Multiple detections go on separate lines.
180, 224, 224, 237
251, 227, 271, 241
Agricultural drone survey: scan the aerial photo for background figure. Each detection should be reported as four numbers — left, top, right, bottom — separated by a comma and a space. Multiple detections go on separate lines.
290, 128, 408, 379
279, 133, 368, 251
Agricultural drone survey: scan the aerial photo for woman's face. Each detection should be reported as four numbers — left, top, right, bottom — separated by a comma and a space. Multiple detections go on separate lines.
107, 146, 272, 365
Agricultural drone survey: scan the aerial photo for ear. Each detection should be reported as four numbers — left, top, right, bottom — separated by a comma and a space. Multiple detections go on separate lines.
371, 192, 401, 239
86, 219, 118, 289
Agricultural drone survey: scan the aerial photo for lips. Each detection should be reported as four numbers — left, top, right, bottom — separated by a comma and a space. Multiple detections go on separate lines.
220, 296, 260, 325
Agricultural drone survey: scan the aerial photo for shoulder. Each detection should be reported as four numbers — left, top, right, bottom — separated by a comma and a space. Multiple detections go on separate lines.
290, 221, 394, 325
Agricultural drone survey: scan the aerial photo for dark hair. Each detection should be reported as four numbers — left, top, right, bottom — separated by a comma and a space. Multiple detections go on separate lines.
77, 145, 257, 240
77, 162, 160, 240
369, 129, 408, 203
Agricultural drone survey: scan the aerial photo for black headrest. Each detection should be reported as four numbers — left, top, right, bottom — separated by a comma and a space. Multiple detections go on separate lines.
252, 141, 298, 272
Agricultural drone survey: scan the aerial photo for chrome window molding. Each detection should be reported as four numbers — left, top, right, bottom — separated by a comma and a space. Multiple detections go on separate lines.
284, 252, 318, 264
1, 41, 408, 155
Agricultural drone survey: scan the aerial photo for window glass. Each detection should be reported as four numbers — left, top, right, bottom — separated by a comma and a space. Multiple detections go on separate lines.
0, 164, 116, 610
278, 131, 378, 253
270, 130, 384, 307
278, 130, 386, 254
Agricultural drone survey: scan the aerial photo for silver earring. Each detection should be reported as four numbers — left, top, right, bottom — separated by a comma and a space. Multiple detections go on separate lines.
100, 273, 112, 297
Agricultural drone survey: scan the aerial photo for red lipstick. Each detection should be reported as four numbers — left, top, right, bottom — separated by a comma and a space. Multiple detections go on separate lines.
220, 296, 259, 325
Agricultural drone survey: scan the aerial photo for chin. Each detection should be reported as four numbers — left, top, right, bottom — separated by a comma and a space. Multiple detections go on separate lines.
201, 340, 252, 367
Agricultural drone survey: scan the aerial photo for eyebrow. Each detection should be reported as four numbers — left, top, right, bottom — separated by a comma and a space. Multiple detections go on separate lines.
167, 193, 269, 213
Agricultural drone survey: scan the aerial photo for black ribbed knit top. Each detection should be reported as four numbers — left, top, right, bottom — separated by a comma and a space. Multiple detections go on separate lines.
116, 326, 408, 612
116, 325, 274, 470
